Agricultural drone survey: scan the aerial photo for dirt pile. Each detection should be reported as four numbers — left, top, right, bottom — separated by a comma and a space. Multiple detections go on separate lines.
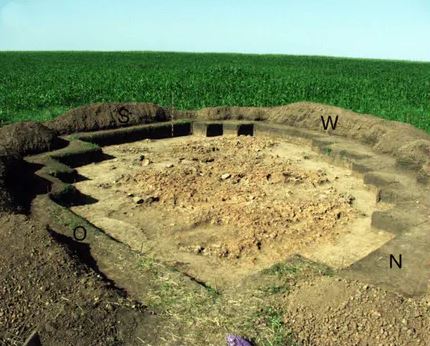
0, 122, 65, 213
285, 277, 430, 345
124, 136, 355, 259
196, 102, 430, 180
0, 122, 64, 156
45, 103, 169, 135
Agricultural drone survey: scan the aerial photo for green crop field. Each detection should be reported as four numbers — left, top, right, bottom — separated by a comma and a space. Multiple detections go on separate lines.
0, 51, 429, 132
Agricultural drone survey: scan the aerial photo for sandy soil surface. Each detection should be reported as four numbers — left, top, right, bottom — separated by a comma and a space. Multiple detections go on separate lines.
72, 134, 393, 290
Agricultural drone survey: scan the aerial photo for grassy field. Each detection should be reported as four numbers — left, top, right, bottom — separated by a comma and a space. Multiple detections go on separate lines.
0, 51, 429, 132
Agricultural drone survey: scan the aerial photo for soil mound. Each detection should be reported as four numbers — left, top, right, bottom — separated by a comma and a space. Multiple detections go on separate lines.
0, 122, 62, 213
196, 102, 430, 177
45, 103, 169, 135
0, 122, 63, 156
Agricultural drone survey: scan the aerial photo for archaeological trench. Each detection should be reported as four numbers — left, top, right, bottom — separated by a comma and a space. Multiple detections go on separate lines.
1, 102, 430, 345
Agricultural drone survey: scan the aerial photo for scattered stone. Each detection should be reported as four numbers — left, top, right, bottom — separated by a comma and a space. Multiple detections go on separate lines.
105, 303, 113, 312
221, 173, 231, 180
144, 195, 160, 204
97, 182, 112, 189
142, 159, 152, 166
132, 197, 144, 204
194, 245, 204, 254
180, 159, 194, 165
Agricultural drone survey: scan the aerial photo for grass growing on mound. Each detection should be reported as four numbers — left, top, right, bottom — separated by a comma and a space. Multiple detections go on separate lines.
0, 52, 429, 132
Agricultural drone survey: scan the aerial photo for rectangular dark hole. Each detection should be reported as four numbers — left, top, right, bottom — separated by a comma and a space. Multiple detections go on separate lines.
237, 124, 254, 136
173, 122, 192, 137
206, 123, 223, 137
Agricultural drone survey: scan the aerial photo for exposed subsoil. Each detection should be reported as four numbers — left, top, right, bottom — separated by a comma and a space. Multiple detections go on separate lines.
129, 136, 356, 259
71, 134, 394, 291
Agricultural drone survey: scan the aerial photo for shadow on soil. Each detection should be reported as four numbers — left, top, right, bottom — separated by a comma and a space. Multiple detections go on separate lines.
6, 161, 52, 214
47, 225, 127, 296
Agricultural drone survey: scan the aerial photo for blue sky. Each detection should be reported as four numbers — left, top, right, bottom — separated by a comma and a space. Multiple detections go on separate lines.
0, 0, 429, 61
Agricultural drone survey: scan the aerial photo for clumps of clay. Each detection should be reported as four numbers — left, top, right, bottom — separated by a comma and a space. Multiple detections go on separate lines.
123, 136, 356, 259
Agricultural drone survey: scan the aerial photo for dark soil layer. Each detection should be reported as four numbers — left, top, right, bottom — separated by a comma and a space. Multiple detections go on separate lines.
45, 103, 170, 135
0, 122, 66, 156
0, 153, 20, 212
0, 122, 67, 212
0, 214, 146, 345
74, 121, 192, 147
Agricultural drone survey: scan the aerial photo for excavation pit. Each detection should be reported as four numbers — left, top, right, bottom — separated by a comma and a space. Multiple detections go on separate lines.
237, 123, 254, 136
4, 101, 430, 345
70, 133, 393, 290
206, 123, 223, 137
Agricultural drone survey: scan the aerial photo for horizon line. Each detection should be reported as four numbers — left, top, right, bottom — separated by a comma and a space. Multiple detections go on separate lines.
0, 50, 429, 64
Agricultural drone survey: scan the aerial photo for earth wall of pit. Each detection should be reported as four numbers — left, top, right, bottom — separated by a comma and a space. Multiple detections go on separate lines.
1, 101, 429, 214
0, 102, 429, 296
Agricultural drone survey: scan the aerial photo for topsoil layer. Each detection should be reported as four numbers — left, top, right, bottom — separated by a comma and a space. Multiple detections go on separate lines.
45, 103, 170, 135
0, 213, 147, 345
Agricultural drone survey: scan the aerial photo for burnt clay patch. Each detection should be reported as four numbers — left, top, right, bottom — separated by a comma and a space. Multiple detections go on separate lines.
21, 122, 194, 213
